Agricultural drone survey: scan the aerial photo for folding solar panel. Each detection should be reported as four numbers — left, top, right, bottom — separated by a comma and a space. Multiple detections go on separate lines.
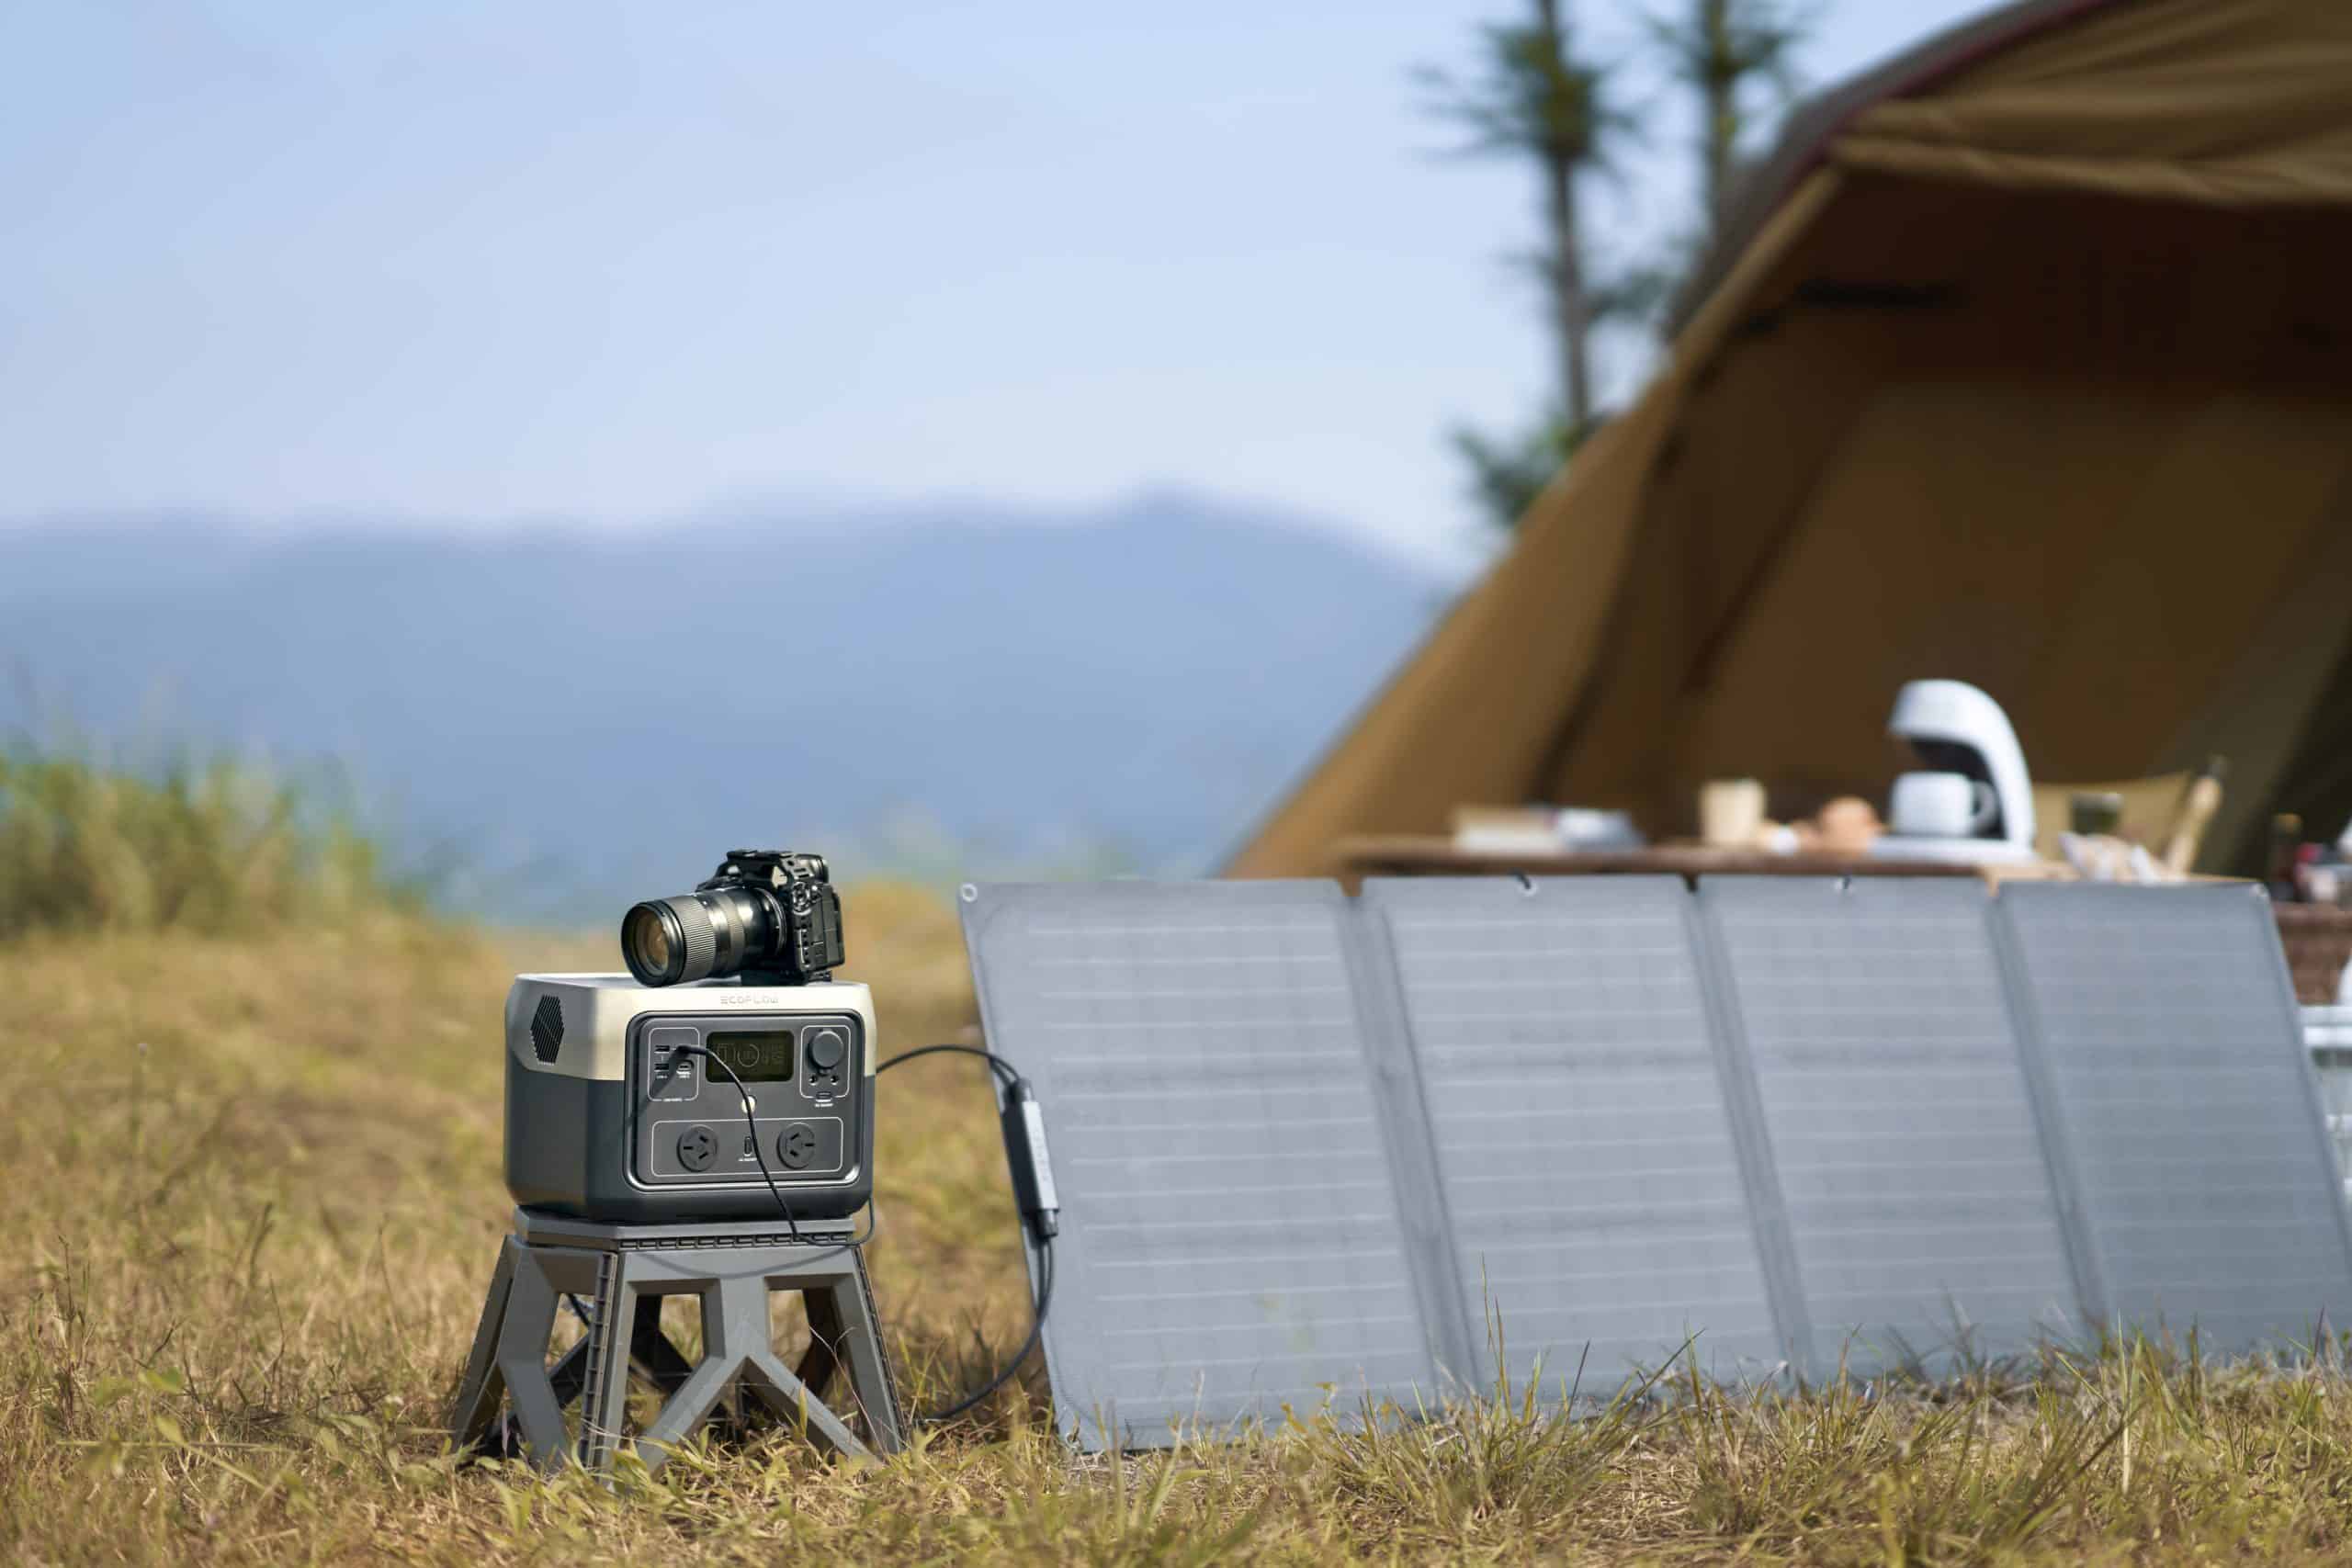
1360, 875, 1788, 1395
960, 874, 2352, 1452
1995, 883, 2352, 1354
958, 880, 1442, 1449
1699, 877, 2081, 1377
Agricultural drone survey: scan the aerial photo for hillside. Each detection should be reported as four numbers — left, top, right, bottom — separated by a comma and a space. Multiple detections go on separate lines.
0, 493, 1452, 919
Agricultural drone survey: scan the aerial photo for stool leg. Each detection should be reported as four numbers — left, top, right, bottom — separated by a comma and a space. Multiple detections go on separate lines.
716, 1269, 865, 1458
827, 1255, 906, 1453
574, 1249, 635, 1473
450, 1238, 518, 1453
493, 1248, 575, 1472
633, 1282, 740, 1469
740, 1350, 865, 1458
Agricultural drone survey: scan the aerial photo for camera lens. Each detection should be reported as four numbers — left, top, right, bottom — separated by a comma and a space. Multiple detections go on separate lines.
621, 886, 773, 987
623, 897, 705, 987
623, 901, 680, 985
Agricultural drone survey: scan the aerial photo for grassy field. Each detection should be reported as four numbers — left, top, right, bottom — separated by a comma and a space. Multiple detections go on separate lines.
8, 897, 2352, 1564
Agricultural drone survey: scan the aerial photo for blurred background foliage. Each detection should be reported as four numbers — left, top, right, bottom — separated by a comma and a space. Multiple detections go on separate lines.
0, 741, 434, 938
1430, 0, 1814, 527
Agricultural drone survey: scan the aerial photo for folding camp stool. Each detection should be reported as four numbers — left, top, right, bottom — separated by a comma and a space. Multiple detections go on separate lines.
449, 1208, 904, 1475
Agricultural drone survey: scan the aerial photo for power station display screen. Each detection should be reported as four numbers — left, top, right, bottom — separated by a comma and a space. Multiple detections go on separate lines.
699, 1029, 797, 1083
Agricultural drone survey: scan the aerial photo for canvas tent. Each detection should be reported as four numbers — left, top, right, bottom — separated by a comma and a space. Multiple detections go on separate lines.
1229, 0, 2352, 880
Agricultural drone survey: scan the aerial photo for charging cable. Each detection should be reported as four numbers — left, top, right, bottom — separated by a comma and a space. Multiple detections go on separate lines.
876, 1043, 1060, 1421
673, 1043, 818, 1245
660, 1039, 1060, 1423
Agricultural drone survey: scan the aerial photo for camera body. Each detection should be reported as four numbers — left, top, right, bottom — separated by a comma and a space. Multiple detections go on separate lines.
623, 850, 845, 990
504, 973, 875, 1224
730, 850, 846, 981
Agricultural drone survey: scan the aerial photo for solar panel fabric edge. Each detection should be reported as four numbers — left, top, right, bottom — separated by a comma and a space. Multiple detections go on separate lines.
1360, 875, 1793, 1400
959, 880, 1442, 1450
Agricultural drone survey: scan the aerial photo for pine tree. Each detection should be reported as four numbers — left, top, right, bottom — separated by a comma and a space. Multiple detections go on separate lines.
1650, 0, 1811, 236
1426, 1, 1809, 530
1420, 0, 1625, 528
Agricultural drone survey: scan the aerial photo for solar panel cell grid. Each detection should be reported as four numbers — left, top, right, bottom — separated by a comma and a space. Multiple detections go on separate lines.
1996, 883, 2352, 1354
1700, 877, 2079, 1377
959, 882, 1434, 1448
1363, 877, 1785, 1394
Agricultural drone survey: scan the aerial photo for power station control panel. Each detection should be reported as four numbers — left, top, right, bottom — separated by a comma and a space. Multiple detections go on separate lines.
626, 1012, 865, 1192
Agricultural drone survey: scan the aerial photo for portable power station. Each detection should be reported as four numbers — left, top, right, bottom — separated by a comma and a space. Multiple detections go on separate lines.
503, 973, 876, 1224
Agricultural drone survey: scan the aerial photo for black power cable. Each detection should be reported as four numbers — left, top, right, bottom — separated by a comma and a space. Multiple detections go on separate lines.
922, 1238, 1054, 1423
673, 1043, 803, 1242
662, 1038, 1057, 1424
878, 1041, 1018, 1087
876, 1043, 1058, 1423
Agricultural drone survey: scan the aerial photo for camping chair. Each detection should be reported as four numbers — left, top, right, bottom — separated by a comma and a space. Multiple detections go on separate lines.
2030, 771, 2220, 870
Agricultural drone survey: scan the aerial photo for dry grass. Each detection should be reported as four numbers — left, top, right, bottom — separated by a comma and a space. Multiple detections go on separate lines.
9, 897, 2352, 1564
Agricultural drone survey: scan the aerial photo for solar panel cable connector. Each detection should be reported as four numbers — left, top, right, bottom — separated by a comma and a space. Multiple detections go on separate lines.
997, 1075, 1060, 1242
876, 1042, 1059, 1420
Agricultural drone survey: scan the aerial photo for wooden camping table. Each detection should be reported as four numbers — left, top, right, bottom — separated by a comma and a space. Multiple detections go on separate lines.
1333, 834, 2006, 889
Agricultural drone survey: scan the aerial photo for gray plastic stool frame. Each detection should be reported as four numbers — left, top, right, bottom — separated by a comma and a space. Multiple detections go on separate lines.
449, 1209, 904, 1474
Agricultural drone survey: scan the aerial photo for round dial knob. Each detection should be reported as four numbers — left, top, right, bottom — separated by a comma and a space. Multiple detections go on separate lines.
806, 1027, 847, 1071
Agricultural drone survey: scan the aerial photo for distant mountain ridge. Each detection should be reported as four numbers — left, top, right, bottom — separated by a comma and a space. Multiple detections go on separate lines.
0, 493, 1453, 920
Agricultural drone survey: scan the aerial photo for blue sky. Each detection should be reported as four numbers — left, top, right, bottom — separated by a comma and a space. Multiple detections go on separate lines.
2, 1, 1984, 569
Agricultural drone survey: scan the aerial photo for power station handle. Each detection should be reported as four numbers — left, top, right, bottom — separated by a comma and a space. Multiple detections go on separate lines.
999, 1078, 1060, 1242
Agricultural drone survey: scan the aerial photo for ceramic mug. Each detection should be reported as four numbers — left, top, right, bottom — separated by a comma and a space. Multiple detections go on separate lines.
1888, 770, 1998, 839
1699, 777, 1768, 848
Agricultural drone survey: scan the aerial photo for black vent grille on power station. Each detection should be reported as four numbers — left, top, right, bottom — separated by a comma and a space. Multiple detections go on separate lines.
530, 995, 565, 1064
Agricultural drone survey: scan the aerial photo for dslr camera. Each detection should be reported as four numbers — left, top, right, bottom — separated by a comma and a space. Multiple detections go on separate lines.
620, 849, 844, 988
